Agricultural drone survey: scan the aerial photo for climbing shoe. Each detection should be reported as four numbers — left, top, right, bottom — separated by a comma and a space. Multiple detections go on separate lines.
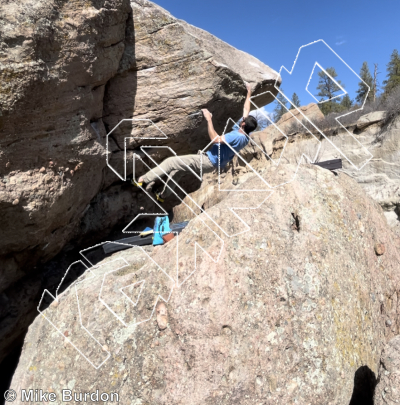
155, 192, 165, 203
131, 179, 143, 187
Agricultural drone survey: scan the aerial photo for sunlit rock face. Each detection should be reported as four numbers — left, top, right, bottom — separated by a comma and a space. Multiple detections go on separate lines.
12, 165, 400, 404
0, 0, 279, 362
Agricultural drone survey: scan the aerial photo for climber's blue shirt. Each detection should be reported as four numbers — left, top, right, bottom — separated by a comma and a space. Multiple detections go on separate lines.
206, 129, 249, 169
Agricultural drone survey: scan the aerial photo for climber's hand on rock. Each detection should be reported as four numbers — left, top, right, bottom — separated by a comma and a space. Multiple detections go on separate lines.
202, 109, 213, 122
245, 82, 252, 94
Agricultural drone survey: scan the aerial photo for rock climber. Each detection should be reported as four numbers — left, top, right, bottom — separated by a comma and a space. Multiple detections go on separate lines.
132, 82, 258, 202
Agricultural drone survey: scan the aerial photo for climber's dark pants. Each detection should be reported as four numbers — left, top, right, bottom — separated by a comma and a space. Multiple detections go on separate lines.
142, 153, 215, 198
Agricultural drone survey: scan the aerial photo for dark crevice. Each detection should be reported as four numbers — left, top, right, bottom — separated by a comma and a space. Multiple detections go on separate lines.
102, 7, 135, 154
103, 39, 124, 49
108, 133, 124, 151
3, 35, 27, 48
394, 204, 400, 222
291, 213, 300, 232
92, 84, 104, 92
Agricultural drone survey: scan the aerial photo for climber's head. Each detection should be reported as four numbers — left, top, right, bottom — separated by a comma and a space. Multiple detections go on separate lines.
240, 115, 258, 135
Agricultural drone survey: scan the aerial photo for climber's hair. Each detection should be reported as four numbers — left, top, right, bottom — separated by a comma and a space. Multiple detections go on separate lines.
242, 115, 258, 134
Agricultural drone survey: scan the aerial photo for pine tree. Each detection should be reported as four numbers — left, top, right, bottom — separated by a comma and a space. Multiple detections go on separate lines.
355, 61, 373, 104
340, 94, 353, 110
273, 89, 288, 122
372, 63, 380, 101
289, 92, 301, 109
383, 49, 400, 96
316, 67, 344, 115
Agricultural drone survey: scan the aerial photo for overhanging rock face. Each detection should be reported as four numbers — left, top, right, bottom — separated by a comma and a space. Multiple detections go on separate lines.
12, 165, 400, 404
103, 0, 281, 175
177, 17, 280, 107
0, 0, 280, 363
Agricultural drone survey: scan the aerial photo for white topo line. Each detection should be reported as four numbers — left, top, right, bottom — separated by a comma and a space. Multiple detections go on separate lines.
38, 39, 374, 369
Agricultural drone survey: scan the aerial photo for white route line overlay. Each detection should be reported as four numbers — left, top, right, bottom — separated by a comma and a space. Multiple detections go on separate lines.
275, 39, 373, 171
306, 61, 347, 104
38, 39, 374, 369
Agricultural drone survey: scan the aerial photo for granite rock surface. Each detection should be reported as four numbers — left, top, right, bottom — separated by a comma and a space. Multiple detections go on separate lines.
0, 0, 279, 363
12, 165, 400, 404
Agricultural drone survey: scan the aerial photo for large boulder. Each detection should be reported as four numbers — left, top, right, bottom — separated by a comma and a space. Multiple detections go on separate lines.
12, 165, 400, 404
272, 102, 325, 133
357, 111, 387, 130
0, 0, 279, 271
102, 0, 280, 179
0, 0, 131, 284
0, 0, 132, 366
0, 0, 280, 363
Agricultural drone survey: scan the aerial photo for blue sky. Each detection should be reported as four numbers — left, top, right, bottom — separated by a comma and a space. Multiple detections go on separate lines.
154, 0, 399, 113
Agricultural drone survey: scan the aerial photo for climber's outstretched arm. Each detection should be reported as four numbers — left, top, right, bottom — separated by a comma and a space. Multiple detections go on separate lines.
243, 82, 252, 118
202, 109, 226, 144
